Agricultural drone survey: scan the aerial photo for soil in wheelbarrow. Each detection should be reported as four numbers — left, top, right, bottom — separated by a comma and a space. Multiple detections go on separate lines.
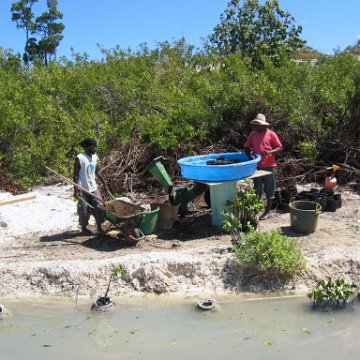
101, 199, 144, 218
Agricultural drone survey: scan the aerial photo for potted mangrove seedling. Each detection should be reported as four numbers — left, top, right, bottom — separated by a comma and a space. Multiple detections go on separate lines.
91, 264, 127, 311
307, 278, 358, 310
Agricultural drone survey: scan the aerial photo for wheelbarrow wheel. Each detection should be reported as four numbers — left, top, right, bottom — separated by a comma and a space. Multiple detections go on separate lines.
133, 227, 142, 239
123, 225, 143, 241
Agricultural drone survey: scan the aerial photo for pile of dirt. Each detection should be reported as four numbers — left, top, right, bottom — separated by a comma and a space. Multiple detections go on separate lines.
102, 199, 144, 218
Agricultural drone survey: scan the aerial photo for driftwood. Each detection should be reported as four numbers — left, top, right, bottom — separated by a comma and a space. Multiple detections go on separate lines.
0, 192, 36, 206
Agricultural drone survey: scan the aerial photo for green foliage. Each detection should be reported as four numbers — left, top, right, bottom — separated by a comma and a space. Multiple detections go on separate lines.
11, 0, 64, 65
1, 36, 360, 189
111, 264, 127, 277
344, 39, 360, 56
223, 188, 264, 233
232, 229, 306, 276
298, 140, 318, 164
311, 53, 358, 143
307, 278, 358, 309
209, 0, 306, 67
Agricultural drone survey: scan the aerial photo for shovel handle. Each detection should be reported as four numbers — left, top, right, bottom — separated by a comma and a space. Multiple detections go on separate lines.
45, 166, 105, 204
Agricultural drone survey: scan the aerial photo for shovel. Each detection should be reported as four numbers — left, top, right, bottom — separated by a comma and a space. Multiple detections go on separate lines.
45, 166, 105, 204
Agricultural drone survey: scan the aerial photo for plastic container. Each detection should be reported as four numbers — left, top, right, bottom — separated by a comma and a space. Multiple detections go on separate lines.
177, 152, 260, 182
137, 205, 159, 235
333, 193, 342, 208
324, 175, 337, 190
328, 193, 342, 212
289, 200, 322, 233
157, 202, 180, 230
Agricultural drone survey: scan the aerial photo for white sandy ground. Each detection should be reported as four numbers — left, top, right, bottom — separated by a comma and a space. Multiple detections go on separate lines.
0, 183, 359, 299
0, 184, 80, 243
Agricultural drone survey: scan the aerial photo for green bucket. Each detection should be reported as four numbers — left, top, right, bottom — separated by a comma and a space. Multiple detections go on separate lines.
138, 205, 160, 235
289, 200, 322, 233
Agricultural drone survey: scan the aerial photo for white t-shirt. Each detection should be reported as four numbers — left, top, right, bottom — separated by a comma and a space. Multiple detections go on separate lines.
77, 152, 99, 192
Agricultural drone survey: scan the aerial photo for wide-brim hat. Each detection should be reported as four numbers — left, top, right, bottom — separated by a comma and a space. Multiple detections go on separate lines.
250, 113, 270, 126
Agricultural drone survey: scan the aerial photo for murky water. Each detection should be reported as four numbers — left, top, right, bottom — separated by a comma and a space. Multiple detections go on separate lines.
1, 295, 359, 359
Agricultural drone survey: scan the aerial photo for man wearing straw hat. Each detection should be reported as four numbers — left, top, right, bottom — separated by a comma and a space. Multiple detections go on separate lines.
244, 113, 282, 220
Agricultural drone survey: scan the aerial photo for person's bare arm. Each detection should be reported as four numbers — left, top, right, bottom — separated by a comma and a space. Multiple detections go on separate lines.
261, 147, 282, 156
73, 157, 81, 199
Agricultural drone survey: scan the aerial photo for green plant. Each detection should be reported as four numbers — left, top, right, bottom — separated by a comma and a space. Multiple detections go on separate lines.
209, 0, 305, 67
298, 140, 319, 164
349, 225, 360, 234
11, 0, 65, 65
1, 41, 360, 192
223, 188, 264, 233
307, 278, 358, 309
232, 228, 306, 277
111, 263, 127, 277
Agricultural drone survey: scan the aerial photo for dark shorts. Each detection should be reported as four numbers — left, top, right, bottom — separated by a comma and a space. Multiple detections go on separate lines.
253, 167, 277, 200
77, 189, 105, 226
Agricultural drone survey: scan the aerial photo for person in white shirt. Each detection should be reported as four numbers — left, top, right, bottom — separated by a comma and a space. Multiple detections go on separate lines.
73, 137, 106, 234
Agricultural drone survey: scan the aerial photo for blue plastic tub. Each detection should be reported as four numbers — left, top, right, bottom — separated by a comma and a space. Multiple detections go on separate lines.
177, 152, 261, 182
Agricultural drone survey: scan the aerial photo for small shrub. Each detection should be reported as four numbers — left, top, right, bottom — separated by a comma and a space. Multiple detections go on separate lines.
223, 188, 265, 234
307, 278, 358, 309
232, 229, 306, 277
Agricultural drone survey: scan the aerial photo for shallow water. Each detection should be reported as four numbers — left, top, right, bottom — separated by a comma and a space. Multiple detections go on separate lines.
1, 295, 359, 359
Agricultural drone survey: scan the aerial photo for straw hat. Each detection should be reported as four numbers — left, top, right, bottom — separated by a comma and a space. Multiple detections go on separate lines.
250, 113, 270, 126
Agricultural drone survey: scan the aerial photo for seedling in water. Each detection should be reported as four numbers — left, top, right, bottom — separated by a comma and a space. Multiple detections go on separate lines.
307, 278, 358, 309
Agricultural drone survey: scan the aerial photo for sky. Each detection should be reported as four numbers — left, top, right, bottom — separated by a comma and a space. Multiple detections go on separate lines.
1, 0, 360, 60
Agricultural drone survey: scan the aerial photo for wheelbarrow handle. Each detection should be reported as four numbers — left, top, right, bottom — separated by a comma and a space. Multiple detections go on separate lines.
79, 196, 94, 209
45, 166, 105, 205
106, 189, 117, 200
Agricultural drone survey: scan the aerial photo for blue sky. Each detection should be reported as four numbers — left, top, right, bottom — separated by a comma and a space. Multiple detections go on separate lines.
1, 0, 359, 60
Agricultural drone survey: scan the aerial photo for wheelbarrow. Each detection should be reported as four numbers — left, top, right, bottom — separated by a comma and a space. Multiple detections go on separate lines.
45, 166, 148, 243
98, 199, 148, 242
77, 196, 148, 243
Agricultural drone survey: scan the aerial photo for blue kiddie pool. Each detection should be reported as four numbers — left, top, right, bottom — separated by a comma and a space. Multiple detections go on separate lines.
177, 152, 261, 182
177, 152, 261, 226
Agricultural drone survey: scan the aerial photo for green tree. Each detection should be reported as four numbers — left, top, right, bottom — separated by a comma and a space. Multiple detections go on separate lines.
345, 39, 360, 57
11, 0, 64, 65
10, 0, 37, 63
35, 0, 65, 65
208, 0, 306, 67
